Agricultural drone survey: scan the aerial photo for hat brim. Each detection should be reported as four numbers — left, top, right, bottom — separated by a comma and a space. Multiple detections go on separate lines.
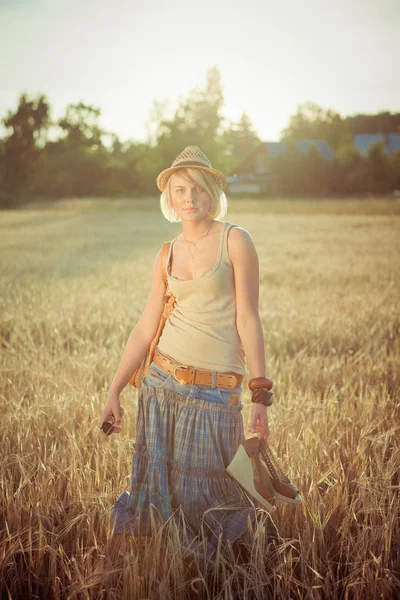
156, 165, 227, 192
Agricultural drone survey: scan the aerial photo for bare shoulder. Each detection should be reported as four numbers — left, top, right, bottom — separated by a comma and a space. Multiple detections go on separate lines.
154, 244, 164, 270
153, 242, 169, 283
227, 225, 258, 264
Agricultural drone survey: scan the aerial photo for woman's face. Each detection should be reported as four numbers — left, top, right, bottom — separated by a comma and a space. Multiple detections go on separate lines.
169, 172, 213, 222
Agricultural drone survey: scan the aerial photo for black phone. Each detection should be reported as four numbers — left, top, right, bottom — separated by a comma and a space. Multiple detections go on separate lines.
100, 420, 115, 436
100, 407, 124, 436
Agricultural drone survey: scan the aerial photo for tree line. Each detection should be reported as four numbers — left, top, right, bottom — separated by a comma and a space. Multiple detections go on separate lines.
0, 66, 399, 208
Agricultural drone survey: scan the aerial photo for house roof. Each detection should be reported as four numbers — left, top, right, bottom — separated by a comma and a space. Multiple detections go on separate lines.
388, 133, 400, 153
262, 139, 334, 160
229, 133, 400, 176
354, 133, 400, 155
295, 139, 335, 160
263, 141, 286, 156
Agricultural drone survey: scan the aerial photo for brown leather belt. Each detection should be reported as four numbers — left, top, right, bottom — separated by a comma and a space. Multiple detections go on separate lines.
153, 347, 244, 389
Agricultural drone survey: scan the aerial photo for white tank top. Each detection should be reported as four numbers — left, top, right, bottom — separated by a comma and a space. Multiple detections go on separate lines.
157, 220, 246, 374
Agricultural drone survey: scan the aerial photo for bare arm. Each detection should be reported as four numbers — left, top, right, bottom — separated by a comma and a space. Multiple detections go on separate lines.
228, 227, 266, 379
108, 247, 166, 395
229, 226, 270, 439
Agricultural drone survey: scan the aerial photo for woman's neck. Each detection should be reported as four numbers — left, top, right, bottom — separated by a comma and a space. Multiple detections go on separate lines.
181, 218, 217, 241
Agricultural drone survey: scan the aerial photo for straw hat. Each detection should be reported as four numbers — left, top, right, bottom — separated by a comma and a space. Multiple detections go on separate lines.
156, 146, 228, 192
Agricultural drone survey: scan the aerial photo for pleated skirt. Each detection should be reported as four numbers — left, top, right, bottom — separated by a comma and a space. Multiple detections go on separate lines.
111, 358, 278, 565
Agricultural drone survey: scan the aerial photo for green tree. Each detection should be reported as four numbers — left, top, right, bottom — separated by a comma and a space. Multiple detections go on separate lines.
1, 93, 50, 201
366, 141, 396, 194
222, 111, 261, 174
390, 151, 400, 191
281, 101, 350, 151
345, 111, 400, 136
151, 66, 228, 183
269, 143, 304, 195
58, 101, 104, 148
38, 102, 110, 196
332, 142, 364, 195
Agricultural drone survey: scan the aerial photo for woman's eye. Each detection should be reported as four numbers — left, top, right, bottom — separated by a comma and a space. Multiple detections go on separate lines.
177, 187, 203, 193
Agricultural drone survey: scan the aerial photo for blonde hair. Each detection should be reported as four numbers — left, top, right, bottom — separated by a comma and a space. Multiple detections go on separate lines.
160, 167, 228, 223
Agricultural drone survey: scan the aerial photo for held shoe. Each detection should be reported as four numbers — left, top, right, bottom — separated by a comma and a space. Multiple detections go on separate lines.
258, 438, 302, 504
226, 437, 276, 513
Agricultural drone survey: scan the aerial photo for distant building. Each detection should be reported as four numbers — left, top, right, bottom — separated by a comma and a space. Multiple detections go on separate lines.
227, 139, 334, 195
227, 134, 400, 195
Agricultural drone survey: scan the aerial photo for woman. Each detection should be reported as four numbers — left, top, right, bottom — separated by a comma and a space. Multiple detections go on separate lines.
100, 145, 279, 567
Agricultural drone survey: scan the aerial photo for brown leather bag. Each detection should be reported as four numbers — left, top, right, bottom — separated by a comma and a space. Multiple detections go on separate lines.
129, 242, 176, 388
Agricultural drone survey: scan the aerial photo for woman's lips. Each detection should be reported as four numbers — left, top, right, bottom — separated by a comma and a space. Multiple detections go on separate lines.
185, 208, 197, 212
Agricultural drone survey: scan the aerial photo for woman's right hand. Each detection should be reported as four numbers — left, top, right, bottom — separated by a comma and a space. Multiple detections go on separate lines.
100, 391, 124, 435
247, 403, 270, 440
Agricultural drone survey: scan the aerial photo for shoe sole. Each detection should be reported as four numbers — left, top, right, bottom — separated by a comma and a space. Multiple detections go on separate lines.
226, 445, 276, 513
273, 490, 302, 504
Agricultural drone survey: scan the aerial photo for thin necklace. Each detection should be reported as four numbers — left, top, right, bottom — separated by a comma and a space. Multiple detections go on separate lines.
183, 221, 214, 264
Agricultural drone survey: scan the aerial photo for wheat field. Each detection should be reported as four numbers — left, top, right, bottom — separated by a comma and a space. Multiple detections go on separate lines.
1, 196, 399, 599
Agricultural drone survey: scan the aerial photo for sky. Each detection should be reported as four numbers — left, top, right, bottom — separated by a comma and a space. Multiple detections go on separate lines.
0, 0, 399, 145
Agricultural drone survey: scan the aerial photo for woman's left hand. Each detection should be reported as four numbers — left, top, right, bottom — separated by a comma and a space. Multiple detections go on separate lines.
247, 403, 270, 440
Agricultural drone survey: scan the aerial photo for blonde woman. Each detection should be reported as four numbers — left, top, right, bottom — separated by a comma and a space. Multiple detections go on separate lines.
100, 146, 279, 567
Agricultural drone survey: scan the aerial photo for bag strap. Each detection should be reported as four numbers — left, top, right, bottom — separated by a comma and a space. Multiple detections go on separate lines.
161, 242, 171, 288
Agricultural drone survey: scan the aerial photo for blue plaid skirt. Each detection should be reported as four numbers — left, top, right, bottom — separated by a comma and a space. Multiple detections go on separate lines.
111, 351, 278, 564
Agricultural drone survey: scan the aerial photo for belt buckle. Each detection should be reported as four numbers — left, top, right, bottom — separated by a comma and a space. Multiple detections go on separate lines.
173, 364, 193, 385
217, 373, 237, 389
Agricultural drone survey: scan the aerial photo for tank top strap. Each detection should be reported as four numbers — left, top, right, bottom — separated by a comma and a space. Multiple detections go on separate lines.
221, 221, 238, 264
165, 233, 180, 276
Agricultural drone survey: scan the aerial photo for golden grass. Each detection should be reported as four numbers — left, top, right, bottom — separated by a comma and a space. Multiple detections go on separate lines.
1, 196, 399, 599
